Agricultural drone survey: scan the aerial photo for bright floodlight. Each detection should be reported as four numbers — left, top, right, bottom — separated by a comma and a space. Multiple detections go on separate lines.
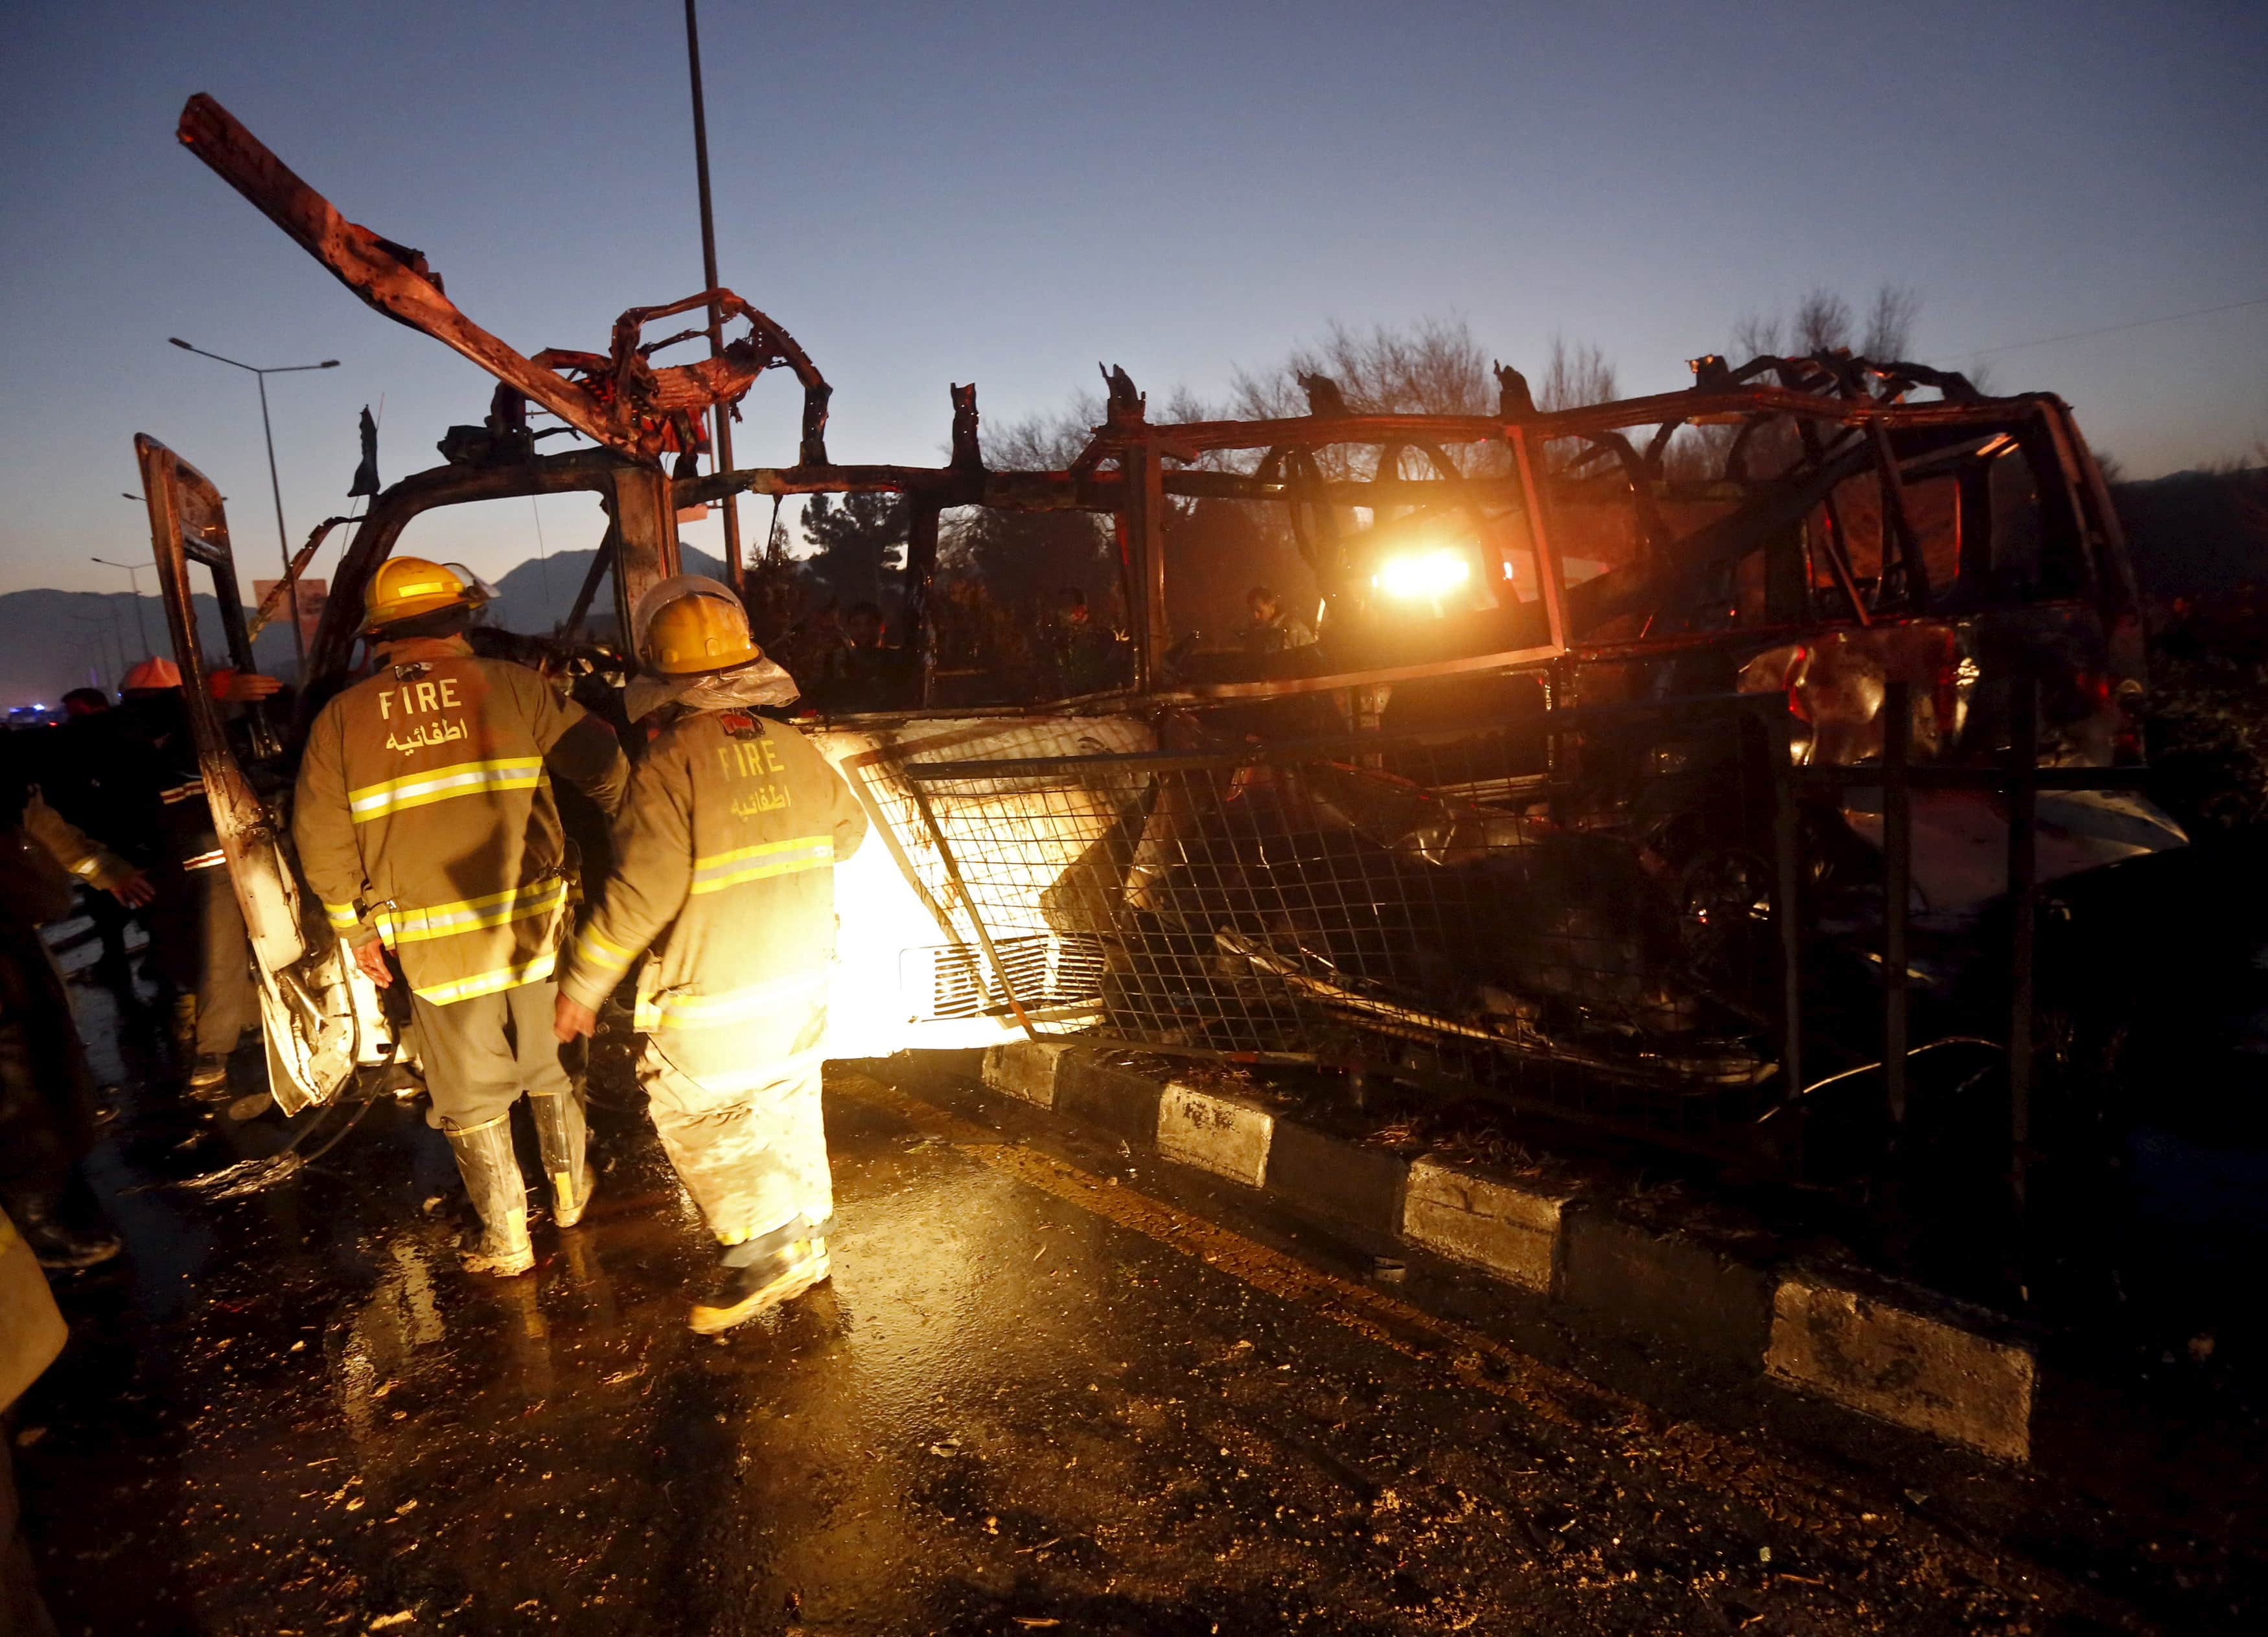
1373, 547, 1474, 601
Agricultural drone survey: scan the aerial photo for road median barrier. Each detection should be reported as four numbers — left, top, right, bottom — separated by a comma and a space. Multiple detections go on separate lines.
975, 1036, 2039, 1461
1765, 1268, 2037, 1462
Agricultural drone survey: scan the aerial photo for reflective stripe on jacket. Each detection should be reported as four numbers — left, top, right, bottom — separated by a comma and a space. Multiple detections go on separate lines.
20, 792, 136, 895
558, 708, 867, 1082
292, 645, 628, 1005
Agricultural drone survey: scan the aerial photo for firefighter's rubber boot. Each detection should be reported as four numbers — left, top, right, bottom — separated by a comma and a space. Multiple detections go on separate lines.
689, 1215, 829, 1335
8, 1192, 122, 1271
529, 1090, 594, 1228
445, 1117, 535, 1277
183, 1053, 231, 1099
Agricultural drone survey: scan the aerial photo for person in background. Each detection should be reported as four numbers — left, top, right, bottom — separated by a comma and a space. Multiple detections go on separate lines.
0, 729, 149, 1270
294, 558, 628, 1277
843, 601, 886, 656
40, 691, 137, 995
104, 658, 278, 1098
554, 578, 866, 1333
1047, 586, 1120, 696
830, 600, 899, 713
1242, 584, 1317, 656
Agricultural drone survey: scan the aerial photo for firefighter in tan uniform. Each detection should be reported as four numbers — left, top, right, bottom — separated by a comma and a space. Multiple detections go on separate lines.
294, 558, 628, 1277
553, 578, 866, 1333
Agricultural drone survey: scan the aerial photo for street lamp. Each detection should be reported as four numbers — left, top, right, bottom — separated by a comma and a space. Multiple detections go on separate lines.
168, 338, 340, 670
91, 555, 155, 657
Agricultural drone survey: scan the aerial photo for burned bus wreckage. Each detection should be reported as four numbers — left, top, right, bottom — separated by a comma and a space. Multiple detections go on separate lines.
149, 94, 2179, 1195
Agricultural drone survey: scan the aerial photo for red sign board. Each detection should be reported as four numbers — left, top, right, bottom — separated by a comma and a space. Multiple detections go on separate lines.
253, 577, 328, 648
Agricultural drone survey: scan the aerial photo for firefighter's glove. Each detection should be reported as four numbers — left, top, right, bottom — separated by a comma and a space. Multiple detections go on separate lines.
352, 937, 395, 990
553, 994, 597, 1045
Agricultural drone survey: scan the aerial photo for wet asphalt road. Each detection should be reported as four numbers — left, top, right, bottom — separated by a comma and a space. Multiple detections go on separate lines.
13, 971, 2256, 1634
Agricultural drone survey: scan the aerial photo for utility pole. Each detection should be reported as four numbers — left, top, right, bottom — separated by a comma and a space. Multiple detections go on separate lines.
684, 0, 745, 599
168, 339, 340, 672
93, 551, 155, 656
69, 613, 121, 691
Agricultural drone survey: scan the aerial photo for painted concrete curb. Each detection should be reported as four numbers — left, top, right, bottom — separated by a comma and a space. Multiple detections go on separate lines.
1765, 1269, 2037, 1464
979, 1038, 2037, 1463
1400, 1156, 1564, 1294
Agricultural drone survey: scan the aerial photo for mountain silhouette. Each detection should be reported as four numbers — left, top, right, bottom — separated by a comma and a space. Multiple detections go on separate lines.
0, 587, 299, 709
0, 544, 729, 707
483, 544, 725, 639
2114, 467, 2268, 597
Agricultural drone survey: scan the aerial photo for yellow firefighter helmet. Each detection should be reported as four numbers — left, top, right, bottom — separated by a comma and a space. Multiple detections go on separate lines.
364, 556, 484, 632
646, 584, 762, 675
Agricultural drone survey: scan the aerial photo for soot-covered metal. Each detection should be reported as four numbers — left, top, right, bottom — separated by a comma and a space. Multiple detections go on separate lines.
158, 93, 2175, 1189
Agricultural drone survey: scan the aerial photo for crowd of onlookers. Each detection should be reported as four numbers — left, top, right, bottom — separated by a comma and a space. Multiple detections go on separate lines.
758, 577, 1319, 711
1, 663, 277, 1636
2150, 582, 2267, 660
1, 664, 284, 1271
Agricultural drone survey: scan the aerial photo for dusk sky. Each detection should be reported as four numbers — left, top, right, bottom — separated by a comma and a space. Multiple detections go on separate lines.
3, 1, 2263, 599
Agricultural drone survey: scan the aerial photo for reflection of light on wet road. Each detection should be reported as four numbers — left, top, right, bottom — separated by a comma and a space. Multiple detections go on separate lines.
19, 1049, 2159, 1634
341, 1235, 452, 1451
389, 1239, 446, 1348
688, 1130, 1104, 1632
493, 1276, 555, 1404
825, 1076, 2085, 1620
834, 1159, 1045, 1417
339, 1338, 380, 1447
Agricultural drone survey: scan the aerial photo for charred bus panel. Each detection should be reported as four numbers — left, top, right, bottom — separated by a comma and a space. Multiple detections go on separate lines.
135, 437, 408, 1115
149, 91, 2180, 1161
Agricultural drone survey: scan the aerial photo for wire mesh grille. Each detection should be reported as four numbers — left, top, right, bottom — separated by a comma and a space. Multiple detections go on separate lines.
824, 715, 1154, 961
906, 699, 1788, 1137
902, 933, 1109, 1020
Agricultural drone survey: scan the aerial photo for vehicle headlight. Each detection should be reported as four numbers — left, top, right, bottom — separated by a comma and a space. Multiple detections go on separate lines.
1371, 547, 1472, 602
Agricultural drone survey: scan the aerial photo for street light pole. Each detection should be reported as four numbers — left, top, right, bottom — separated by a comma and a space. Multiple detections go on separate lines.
68, 615, 120, 691
682, 0, 745, 599
100, 599, 126, 679
168, 338, 340, 672
92, 555, 154, 656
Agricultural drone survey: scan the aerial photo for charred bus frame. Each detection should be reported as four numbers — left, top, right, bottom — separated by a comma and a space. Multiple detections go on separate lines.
157, 93, 2158, 1196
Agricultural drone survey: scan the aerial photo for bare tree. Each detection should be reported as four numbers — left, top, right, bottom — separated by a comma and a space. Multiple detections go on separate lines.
1862, 284, 1921, 360
1794, 288, 1855, 355
977, 381, 1218, 467
1730, 309, 1783, 363
942, 396, 1117, 633
1226, 316, 1494, 422
1221, 315, 1611, 490
981, 396, 1104, 470
947, 318, 1627, 647
1696, 284, 1926, 481
1733, 284, 1918, 363
1534, 334, 1620, 413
